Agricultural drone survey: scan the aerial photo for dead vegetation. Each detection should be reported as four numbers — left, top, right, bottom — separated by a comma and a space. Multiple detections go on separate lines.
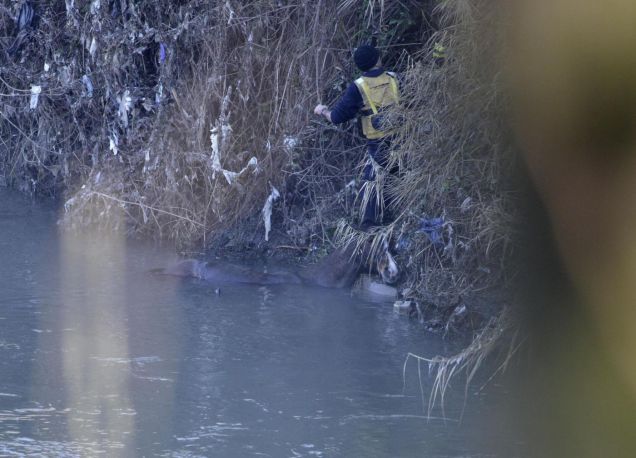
404, 307, 521, 418
1, 0, 516, 316
0, 0, 430, 248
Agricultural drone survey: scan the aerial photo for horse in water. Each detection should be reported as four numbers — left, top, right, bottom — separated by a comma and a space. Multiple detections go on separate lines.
154, 241, 399, 289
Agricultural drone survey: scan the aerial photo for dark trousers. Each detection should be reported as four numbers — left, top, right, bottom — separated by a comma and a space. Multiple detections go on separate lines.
359, 137, 394, 227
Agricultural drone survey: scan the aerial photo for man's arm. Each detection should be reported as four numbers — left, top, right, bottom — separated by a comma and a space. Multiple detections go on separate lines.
313, 83, 363, 124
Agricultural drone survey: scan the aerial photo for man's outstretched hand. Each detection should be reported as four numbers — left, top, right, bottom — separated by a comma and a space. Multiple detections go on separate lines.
313, 104, 328, 116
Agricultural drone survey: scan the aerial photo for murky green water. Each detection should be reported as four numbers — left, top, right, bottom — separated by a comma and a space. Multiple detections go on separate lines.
0, 189, 520, 457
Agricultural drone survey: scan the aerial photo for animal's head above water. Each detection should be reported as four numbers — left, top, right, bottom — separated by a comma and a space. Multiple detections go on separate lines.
375, 240, 399, 285
354, 239, 400, 285
150, 259, 204, 278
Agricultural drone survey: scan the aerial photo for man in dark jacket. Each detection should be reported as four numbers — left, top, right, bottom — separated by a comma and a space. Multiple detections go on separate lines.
314, 44, 400, 230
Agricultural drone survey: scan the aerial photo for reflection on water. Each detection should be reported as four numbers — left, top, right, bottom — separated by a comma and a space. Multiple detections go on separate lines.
0, 189, 520, 457
57, 229, 133, 454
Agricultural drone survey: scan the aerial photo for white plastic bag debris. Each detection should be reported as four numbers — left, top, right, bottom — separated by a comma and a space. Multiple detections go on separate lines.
210, 126, 222, 171
220, 157, 258, 186
64, 196, 76, 213
237, 156, 258, 177
262, 186, 280, 242
225, 0, 235, 24
283, 135, 298, 152
58, 66, 71, 86
29, 85, 41, 109
245, 157, 258, 170
29, 85, 41, 110
155, 83, 164, 105
117, 90, 132, 128
109, 134, 119, 155
211, 122, 256, 185
208, 86, 260, 187
89, 37, 98, 57
221, 122, 232, 152
82, 75, 93, 97
210, 86, 233, 163
345, 179, 357, 194
221, 170, 237, 185
460, 197, 472, 213
90, 0, 101, 15
65, 0, 74, 16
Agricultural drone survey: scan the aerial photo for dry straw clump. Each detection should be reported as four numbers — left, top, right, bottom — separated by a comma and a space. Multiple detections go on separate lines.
0, 0, 426, 247
404, 307, 521, 418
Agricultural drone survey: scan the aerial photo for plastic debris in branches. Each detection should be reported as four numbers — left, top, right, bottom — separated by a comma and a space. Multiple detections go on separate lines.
117, 90, 132, 128
262, 186, 280, 242
418, 216, 445, 247
82, 75, 94, 98
29, 85, 41, 109
159, 43, 167, 64
8, 1, 34, 55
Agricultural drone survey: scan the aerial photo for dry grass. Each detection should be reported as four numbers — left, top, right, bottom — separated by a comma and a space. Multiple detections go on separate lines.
1, 0, 517, 289
403, 307, 520, 417
1, 0, 518, 302
1, 0, 517, 306
1, 0, 425, 248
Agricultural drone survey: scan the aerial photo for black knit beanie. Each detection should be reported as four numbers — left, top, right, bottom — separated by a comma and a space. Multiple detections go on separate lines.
354, 45, 380, 71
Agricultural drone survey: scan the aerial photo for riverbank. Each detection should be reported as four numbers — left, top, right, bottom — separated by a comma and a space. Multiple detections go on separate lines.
0, 0, 515, 300
0, 0, 518, 389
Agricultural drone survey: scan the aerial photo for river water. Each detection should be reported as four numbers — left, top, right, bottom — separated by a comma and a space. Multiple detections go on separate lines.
0, 189, 520, 457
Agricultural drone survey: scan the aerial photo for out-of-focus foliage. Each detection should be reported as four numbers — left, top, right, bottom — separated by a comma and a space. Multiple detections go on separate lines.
507, 1, 636, 456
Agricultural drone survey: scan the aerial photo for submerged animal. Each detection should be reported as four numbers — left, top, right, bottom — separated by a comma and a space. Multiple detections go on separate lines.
155, 259, 303, 286
154, 241, 399, 289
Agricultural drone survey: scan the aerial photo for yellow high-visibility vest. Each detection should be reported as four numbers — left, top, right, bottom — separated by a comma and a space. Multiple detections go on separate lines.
354, 72, 400, 140
433, 42, 446, 59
